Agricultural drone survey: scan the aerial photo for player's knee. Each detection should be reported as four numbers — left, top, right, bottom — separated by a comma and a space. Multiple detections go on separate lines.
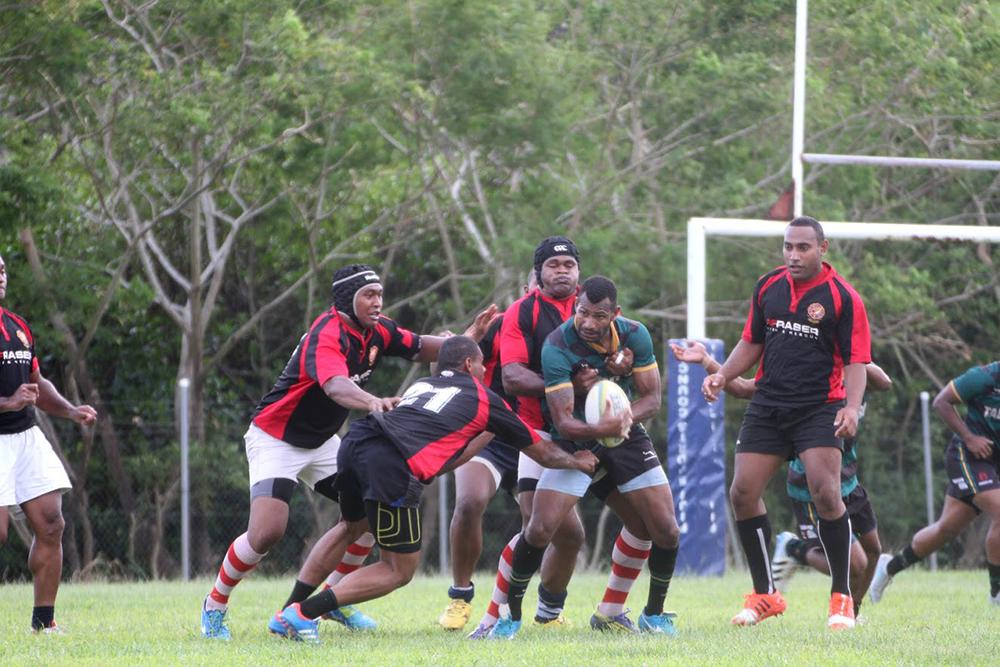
728, 482, 755, 511
524, 521, 556, 549
850, 552, 868, 578
453, 495, 489, 525
248, 524, 285, 553
809, 487, 843, 517
551, 515, 584, 552
36, 510, 65, 543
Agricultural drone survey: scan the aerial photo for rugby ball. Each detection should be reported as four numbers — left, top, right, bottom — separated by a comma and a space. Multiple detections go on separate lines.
584, 379, 631, 448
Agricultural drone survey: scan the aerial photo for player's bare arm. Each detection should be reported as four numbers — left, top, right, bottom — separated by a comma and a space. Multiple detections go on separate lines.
702, 339, 762, 401
438, 432, 497, 475
865, 362, 893, 391
323, 375, 399, 413
933, 382, 992, 459
834, 363, 867, 438
629, 361, 661, 423
0, 382, 39, 413
30, 370, 97, 425
672, 341, 756, 400
522, 438, 599, 474
546, 384, 631, 442
502, 362, 545, 397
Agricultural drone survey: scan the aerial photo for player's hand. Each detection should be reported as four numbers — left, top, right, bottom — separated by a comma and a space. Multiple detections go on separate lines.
8, 383, 39, 410
71, 405, 98, 426
963, 433, 994, 459
834, 406, 859, 438
369, 396, 401, 413
671, 340, 708, 365
463, 304, 500, 342
605, 348, 634, 377
701, 374, 725, 402
570, 365, 599, 395
597, 399, 633, 439
572, 450, 599, 474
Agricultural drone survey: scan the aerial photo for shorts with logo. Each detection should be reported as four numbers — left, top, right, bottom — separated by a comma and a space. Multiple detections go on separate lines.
0, 425, 72, 517
335, 418, 424, 553
536, 425, 668, 499
791, 483, 878, 544
736, 401, 844, 458
245, 423, 341, 502
469, 437, 519, 496
945, 436, 1000, 514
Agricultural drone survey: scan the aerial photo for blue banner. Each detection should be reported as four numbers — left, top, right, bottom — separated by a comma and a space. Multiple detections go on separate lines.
666, 338, 727, 575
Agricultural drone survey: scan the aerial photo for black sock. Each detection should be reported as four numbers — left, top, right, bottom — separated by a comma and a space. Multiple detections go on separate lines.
818, 511, 852, 596
31, 606, 54, 631
284, 579, 318, 610
887, 544, 921, 576
448, 584, 475, 603
853, 597, 862, 617
787, 538, 812, 565
534, 583, 567, 623
736, 514, 774, 594
988, 562, 1000, 597
298, 588, 338, 620
507, 534, 546, 622
643, 544, 677, 617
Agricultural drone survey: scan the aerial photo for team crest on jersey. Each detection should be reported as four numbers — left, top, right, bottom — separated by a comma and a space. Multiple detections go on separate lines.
369, 345, 380, 366
15, 330, 29, 348
806, 302, 825, 324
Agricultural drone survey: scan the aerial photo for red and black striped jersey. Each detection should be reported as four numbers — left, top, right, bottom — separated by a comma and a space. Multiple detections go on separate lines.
479, 316, 517, 412
498, 288, 576, 430
0, 308, 40, 434
742, 262, 871, 407
371, 370, 541, 481
252, 309, 421, 448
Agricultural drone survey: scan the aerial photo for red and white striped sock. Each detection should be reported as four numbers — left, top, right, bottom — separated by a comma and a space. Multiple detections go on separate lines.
596, 528, 651, 617
324, 532, 376, 588
478, 533, 519, 628
206, 533, 265, 611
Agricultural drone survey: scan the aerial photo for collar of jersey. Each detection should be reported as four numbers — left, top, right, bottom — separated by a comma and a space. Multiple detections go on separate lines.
785, 261, 834, 297
532, 286, 579, 310
335, 309, 375, 345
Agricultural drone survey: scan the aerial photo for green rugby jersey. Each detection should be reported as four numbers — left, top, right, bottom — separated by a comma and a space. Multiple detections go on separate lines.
541, 315, 657, 442
950, 361, 1000, 448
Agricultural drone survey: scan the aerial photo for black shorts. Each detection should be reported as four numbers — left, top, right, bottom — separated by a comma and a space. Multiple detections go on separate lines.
945, 436, 1000, 513
335, 419, 425, 553
736, 401, 843, 458
791, 484, 878, 542
474, 437, 519, 496
554, 425, 665, 501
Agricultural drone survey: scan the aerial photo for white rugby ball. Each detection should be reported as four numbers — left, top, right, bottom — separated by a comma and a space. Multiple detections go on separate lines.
584, 379, 631, 448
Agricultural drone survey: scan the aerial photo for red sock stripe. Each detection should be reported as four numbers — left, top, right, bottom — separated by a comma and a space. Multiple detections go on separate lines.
615, 538, 651, 560
611, 563, 642, 580
501, 546, 514, 563
209, 589, 229, 604
602, 589, 629, 604
218, 569, 238, 588
226, 543, 254, 572
497, 577, 510, 594
487, 601, 499, 616
336, 563, 361, 575
346, 543, 372, 557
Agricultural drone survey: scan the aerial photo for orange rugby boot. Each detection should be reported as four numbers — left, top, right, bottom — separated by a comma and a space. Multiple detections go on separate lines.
827, 592, 855, 631
731, 591, 787, 626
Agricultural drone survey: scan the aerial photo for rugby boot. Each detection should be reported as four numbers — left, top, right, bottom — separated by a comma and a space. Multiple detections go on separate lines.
324, 604, 377, 631
827, 592, 855, 631
731, 591, 787, 626
638, 611, 678, 637
770, 532, 799, 593
868, 554, 893, 603
533, 614, 572, 629
438, 599, 472, 630
590, 610, 638, 633
200, 599, 231, 640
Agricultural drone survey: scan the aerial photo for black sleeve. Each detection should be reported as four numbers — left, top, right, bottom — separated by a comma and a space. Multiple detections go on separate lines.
484, 388, 541, 449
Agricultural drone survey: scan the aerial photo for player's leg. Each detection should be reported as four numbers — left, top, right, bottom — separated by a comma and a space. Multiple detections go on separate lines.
870, 495, 977, 603
0, 506, 8, 546
20, 490, 65, 632
490, 471, 586, 639
596, 490, 652, 632
969, 488, 1000, 603
852, 530, 881, 615
440, 457, 499, 630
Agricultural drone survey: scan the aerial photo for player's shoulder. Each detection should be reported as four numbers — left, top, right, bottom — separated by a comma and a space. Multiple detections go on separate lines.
615, 315, 648, 337
827, 266, 864, 301
2, 308, 32, 332
543, 318, 574, 347
754, 266, 788, 292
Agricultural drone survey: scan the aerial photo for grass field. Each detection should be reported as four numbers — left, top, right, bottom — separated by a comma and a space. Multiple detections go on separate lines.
0, 569, 996, 665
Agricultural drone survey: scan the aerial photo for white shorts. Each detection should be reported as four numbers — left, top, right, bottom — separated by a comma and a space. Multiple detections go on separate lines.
467, 455, 503, 491
516, 429, 551, 484
245, 423, 341, 490
0, 425, 72, 512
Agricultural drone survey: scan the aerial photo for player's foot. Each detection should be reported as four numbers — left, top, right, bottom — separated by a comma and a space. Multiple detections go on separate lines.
467, 622, 495, 639
771, 531, 798, 593
200, 600, 231, 640
323, 604, 377, 631
827, 592, 855, 631
638, 611, 677, 636
438, 599, 473, 630
486, 616, 521, 640
271, 603, 320, 644
533, 614, 571, 629
989, 590, 1000, 607
590, 610, 638, 633
730, 591, 787, 626
868, 554, 893, 604
32, 622, 63, 635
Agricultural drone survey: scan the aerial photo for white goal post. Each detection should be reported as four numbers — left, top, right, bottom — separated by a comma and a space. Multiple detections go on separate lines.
686, 217, 1000, 340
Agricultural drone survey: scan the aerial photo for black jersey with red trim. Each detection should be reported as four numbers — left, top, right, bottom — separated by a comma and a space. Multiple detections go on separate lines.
742, 262, 871, 407
0, 308, 40, 434
479, 315, 518, 413
371, 370, 541, 481
498, 288, 577, 430
252, 309, 421, 448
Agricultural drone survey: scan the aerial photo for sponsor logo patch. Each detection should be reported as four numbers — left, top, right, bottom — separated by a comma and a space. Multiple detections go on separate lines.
369, 345, 380, 366
806, 302, 825, 324
15, 330, 29, 348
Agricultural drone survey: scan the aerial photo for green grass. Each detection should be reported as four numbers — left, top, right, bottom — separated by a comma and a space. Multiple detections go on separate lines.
0, 570, 996, 665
